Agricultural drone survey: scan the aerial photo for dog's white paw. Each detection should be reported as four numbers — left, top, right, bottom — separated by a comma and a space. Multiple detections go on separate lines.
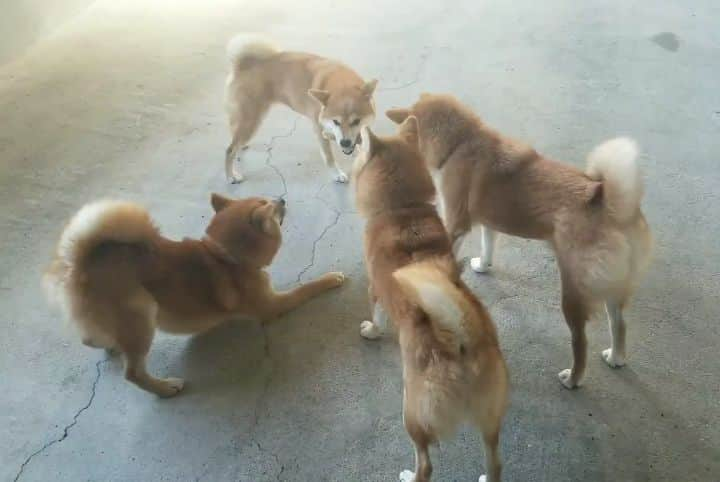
470, 257, 491, 273
228, 172, 245, 184
321, 271, 345, 287
558, 369, 579, 389
399, 470, 416, 482
602, 348, 626, 368
479, 476, 487, 482
333, 171, 349, 183
360, 320, 382, 340
157, 377, 185, 398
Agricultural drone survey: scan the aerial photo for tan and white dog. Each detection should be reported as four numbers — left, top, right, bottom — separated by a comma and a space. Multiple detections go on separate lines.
353, 118, 508, 482
387, 93, 653, 389
44, 195, 345, 397
224, 34, 377, 184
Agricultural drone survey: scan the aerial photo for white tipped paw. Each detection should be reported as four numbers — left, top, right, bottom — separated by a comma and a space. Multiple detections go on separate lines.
228, 172, 245, 184
479, 476, 487, 482
157, 377, 185, 398
360, 320, 382, 340
333, 172, 349, 183
399, 470, 416, 482
470, 257, 492, 273
322, 272, 345, 287
558, 369, 579, 389
602, 348, 626, 368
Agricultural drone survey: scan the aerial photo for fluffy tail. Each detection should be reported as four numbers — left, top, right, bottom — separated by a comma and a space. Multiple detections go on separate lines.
586, 137, 643, 223
393, 260, 472, 353
226, 34, 279, 68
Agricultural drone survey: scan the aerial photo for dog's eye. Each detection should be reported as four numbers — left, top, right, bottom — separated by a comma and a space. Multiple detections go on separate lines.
350, 119, 360, 126
333, 119, 341, 126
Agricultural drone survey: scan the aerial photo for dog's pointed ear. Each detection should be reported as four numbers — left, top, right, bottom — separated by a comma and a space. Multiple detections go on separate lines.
363, 79, 378, 97
386, 107, 411, 124
400, 116, 419, 146
308, 89, 330, 106
364, 127, 383, 158
211, 193, 232, 212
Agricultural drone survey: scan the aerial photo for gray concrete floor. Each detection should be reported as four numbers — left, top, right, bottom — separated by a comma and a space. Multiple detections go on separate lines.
2, 0, 719, 481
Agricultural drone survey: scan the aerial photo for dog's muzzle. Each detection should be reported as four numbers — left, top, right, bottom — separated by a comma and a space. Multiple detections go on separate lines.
275, 197, 286, 225
340, 134, 362, 155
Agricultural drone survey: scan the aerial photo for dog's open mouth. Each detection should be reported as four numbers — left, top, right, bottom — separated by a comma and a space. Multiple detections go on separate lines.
342, 134, 362, 155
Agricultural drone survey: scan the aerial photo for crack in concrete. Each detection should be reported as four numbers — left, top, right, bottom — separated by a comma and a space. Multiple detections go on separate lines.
379, 47, 431, 92
263, 117, 299, 199
245, 328, 286, 482
13, 358, 106, 482
295, 207, 342, 284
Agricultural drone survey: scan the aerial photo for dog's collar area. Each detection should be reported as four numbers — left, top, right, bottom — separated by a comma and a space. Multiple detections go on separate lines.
201, 235, 238, 265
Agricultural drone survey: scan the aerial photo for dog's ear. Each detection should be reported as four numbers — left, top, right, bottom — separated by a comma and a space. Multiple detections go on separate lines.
364, 127, 383, 159
363, 79, 378, 97
211, 193, 233, 212
399, 116, 419, 146
308, 89, 330, 106
386, 107, 411, 124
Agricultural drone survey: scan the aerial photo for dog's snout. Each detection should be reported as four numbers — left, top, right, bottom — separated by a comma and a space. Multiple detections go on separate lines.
340, 138, 352, 148
277, 197, 286, 206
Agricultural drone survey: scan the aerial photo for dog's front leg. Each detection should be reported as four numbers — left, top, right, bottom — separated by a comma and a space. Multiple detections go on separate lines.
260, 272, 345, 320
470, 225, 496, 273
314, 124, 349, 183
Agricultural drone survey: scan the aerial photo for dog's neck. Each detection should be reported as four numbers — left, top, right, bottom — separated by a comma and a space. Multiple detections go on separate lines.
201, 235, 238, 265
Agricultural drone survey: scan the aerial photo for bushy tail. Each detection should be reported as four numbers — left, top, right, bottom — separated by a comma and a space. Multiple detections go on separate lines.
226, 33, 279, 68
393, 260, 472, 353
44, 200, 158, 306
586, 137, 643, 223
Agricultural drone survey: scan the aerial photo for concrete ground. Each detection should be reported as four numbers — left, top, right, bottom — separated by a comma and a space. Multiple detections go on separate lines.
2, 0, 719, 481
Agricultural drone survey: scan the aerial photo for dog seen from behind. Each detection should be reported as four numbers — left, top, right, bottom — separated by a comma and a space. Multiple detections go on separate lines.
44, 194, 345, 397
353, 118, 508, 482
224, 34, 377, 184
387, 94, 653, 389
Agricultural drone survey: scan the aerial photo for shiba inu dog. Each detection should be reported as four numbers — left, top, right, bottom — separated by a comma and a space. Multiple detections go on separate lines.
44, 195, 345, 397
353, 118, 508, 481
387, 94, 653, 389
224, 34, 377, 184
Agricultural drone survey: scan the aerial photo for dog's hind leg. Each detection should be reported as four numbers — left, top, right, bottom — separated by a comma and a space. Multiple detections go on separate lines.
470, 226, 496, 273
314, 124, 348, 183
478, 427, 502, 482
225, 92, 270, 184
602, 301, 627, 368
400, 409, 434, 482
558, 289, 589, 389
115, 303, 184, 397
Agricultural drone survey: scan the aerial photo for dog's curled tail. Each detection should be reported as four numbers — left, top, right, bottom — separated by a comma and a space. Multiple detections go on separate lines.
393, 259, 472, 354
226, 34, 279, 68
586, 137, 643, 223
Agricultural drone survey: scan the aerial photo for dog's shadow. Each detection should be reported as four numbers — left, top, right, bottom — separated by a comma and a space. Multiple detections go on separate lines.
176, 320, 269, 396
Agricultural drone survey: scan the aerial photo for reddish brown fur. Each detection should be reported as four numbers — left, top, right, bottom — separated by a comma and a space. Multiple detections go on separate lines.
44, 195, 344, 397
353, 119, 508, 481
387, 94, 653, 389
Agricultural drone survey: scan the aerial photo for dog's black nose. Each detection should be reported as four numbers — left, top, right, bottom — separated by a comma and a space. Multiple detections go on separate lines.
340, 139, 352, 148
277, 197, 286, 206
